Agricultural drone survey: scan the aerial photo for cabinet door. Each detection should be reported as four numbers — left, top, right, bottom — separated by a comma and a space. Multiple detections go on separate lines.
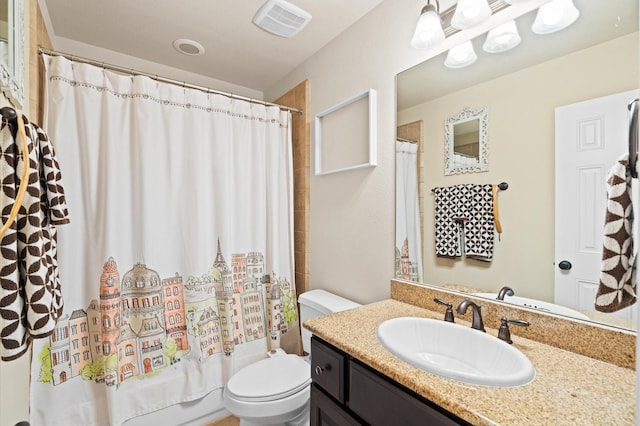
311, 337, 346, 403
310, 385, 362, 426
348, 360, 467, 426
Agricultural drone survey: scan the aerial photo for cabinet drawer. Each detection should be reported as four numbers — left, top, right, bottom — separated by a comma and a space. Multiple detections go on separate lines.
311, 336, 346, 403
348, 360, 467, 426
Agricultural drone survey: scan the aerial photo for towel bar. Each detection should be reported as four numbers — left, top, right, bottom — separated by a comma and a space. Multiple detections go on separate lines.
431, 182, 508, 192
628, 98, 638, 178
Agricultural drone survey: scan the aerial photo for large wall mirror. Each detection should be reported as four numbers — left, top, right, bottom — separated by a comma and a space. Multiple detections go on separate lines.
396, 0, 638, 332
0, 0, 24, 108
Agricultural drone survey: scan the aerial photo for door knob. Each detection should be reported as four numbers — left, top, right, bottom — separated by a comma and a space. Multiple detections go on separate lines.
558, 260, 572, 270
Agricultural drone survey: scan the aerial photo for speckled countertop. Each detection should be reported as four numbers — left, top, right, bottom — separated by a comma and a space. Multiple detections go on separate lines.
304, 299, 636, 426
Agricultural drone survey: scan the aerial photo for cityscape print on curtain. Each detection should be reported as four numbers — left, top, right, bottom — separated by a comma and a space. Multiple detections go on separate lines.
37, 240, 298, 388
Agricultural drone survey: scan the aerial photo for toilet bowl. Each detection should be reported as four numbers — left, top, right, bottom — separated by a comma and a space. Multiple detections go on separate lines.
224, 353, 311, 426
222, 289, 360, 426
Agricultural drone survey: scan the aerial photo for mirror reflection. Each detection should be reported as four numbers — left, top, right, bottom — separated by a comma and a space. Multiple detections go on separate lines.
396, 0, 639, 331
445, 106, 488, 174
0, 0, 9, 70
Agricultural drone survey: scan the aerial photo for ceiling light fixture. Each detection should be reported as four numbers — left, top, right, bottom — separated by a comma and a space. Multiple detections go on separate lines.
253, 0, 312, 38
173, 39, 205, 56
451, 0, 492, 30
409, 0, 581, 69
411, 0, 446, 50
445, 40, 478, 68
482, 19, 521, 53
531, 0, 580, 35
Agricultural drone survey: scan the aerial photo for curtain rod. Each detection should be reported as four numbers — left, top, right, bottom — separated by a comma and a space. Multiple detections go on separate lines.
397, 137, 418, 143
38, 47, 303, 115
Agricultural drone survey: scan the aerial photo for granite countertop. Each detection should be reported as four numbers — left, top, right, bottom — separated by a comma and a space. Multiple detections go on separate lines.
304, 299, 636, 426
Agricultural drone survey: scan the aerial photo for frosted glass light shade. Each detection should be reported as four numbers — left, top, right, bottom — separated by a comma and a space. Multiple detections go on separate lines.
411, 4, 446, 49
483, 20, 521, 53
451, 0, 492, 30
531, 0, 580, 34
445, 41, 478, 68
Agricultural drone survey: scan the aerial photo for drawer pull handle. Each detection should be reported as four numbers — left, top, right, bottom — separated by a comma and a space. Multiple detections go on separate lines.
315, 365, 328, 375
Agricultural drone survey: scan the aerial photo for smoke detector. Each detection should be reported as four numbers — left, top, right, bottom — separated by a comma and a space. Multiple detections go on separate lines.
253, 0, 312, 38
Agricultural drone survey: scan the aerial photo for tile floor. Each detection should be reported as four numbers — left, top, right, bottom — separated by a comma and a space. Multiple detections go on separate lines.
203, 414, 240, 426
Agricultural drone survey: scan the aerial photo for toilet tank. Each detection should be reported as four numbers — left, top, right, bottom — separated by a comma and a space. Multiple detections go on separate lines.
298, 289, 361, 354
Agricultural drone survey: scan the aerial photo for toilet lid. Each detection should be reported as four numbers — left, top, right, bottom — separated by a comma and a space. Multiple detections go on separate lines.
226, 354, 311, 402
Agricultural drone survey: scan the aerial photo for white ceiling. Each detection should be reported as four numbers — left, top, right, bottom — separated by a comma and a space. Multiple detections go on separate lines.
40, 0, 387, 93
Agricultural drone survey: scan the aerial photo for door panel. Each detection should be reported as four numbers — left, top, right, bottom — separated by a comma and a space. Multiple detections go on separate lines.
555, 89, 639, 321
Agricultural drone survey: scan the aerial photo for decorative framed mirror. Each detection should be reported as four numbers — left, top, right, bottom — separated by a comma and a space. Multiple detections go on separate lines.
444, 106, 488, 175
0, 0, 24, 108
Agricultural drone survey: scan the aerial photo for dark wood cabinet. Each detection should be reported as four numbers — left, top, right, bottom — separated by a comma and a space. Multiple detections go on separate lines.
310, 336, 470, 426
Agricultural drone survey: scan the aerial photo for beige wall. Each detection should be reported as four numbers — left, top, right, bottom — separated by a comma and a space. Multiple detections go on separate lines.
264, 0, 549, 305
265, 0, 438, 304
397, 33, 638, 302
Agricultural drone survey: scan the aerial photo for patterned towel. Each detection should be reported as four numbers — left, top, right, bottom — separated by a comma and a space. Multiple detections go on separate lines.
434, 186, 462, 258
0, 115, 70, 360
433, 184, 495, 261
595, 154, 636, 313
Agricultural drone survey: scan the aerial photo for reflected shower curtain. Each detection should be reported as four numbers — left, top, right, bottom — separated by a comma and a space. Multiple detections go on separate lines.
395, 140, 423, 282
29, 54, 300, 425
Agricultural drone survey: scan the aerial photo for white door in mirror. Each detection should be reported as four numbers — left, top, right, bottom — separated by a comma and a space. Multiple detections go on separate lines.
555, 89, 639, 322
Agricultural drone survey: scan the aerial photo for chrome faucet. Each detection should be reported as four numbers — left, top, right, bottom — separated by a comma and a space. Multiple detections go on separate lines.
497, 286, 514, 300
456, 300, 486, 332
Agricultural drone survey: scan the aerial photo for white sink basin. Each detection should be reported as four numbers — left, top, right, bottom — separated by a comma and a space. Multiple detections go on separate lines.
376, 317, 535, 387
473, 293, 590, 320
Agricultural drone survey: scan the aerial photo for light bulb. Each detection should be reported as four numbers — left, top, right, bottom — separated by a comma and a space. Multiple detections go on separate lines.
445, 41, 478, 68
532, 0, 580, 35
483, 20, 521, 53
451, 0, 492, 30
411, 3, 445, 49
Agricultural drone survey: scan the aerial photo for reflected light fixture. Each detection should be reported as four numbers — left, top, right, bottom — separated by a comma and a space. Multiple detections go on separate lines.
445, 40, 478, 68
482, 20, 521, 53
531, 0, 580, 34
451, 0, 492, 30
411, 0, 445, 49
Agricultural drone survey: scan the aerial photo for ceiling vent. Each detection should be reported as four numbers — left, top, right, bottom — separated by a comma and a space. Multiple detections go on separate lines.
253, 0, 312, 38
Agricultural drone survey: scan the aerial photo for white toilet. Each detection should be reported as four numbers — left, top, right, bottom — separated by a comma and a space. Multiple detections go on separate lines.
223, 289, 360, 426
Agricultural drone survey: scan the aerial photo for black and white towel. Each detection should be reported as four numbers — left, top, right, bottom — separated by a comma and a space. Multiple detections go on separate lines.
433, 184, 495, 261
433, 186, 462, 258
596, 154, 636, 313
0, 116, 70, 361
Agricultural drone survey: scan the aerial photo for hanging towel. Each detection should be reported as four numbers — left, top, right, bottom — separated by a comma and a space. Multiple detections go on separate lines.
433, 184, 495, 261
433, 186, 462, 258
595, 154, 636, 313
458, 184, 495, 262
0, 115, 70, 360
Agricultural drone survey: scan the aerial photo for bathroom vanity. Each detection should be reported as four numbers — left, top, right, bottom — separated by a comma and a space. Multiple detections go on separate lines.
304, 282, 636, 426
310, 336, 469, 425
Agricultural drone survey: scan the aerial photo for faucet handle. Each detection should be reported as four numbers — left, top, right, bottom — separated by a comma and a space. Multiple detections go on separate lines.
433, 298, 455, 322
498, 317, 529, 344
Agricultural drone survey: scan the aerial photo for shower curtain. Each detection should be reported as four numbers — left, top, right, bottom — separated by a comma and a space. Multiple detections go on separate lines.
395, 140, 423, 282
29, 54, 301, 426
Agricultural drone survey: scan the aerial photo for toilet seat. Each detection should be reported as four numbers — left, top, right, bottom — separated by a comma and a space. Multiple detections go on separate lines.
225, 354, 311, 403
